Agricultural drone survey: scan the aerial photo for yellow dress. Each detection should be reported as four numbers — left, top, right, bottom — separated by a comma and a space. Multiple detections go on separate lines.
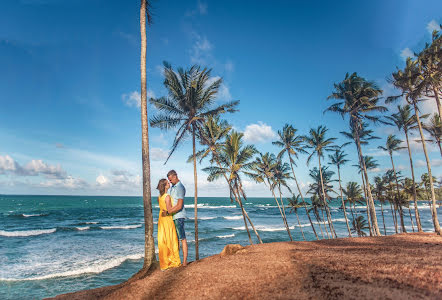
157, 193, 181, 270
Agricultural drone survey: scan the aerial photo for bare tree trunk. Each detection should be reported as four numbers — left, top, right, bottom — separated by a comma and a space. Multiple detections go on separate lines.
288, 153, 319, 239
320, 207, 331, 239
355, 127, 381, 236
405, 131, 423, 231
317, 155, 337, 238
234, 181, 252, 245
433, 86, 442, 121
268, 180, 293, 241
192, 127, 199, 260
389, 201, 398, 234
413, 101, 441, 235
295, 212, 306, 240
314, 210, 325, 239
380, 201, 387, 235
390, 154, 406, 233
140, 0, 156, 271
337, 165, 352, 237
361, 173, 373, 237
278, 185, 293, 240
238, 185, 263, 243
407, 205, 415, 232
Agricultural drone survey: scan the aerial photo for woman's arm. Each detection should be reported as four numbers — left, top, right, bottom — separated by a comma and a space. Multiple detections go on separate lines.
165, 195, 173, 214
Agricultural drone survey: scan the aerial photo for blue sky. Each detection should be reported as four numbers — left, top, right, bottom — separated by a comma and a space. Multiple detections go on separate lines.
0, 0, 440, 196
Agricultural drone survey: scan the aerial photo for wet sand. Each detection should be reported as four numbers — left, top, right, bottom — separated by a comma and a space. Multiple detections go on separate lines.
49, 232, 442, 300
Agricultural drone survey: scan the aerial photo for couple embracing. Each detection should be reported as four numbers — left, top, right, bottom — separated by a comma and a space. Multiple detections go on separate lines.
156, 170, 188, 270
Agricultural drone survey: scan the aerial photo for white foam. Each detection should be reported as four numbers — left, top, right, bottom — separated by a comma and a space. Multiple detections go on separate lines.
223, 216, 243, 220
75, 226, 90, 231
217, 234, 235, 239
100, 225, 142, 230
0, 228, 56, 237
331, 218, 347, 222
22, 213, 44, 217
84, 221, 98, 224
0, 253, 144, 281
232, 225, 294, 232
188, 216, 216, 220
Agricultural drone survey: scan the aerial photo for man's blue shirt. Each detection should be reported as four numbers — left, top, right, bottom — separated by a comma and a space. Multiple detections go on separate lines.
170, 181, 186, 220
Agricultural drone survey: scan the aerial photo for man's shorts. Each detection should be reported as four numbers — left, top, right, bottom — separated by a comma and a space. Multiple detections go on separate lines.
174, 218, 186, 240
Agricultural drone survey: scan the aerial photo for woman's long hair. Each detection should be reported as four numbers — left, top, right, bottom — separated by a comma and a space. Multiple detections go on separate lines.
157, 178, 168, 196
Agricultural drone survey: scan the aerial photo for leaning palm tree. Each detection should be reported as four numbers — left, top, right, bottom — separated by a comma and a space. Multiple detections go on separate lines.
328, 145, 352, 237
194, 117, 262, 244
343, 182, 364, 225
273, 124, 318, 239
308, 194, 326, 239
287, 194, 306, 240
202, 131, 263, 244
378, 135, 407, 233
327, 72, 386, 236
423, 113, 442, 156
352, 216, 369, 237
373, 176, 388, 235
139, 0, 156, 271
385, 104, 424, 231
150, 63, 240, 259
388, 57, 441, 234
383, 170, 399, 233
304, 125, 337, 238
248, 153, 293, 240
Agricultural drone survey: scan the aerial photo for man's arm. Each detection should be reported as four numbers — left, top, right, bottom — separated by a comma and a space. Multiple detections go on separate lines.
168, 198, 183, 214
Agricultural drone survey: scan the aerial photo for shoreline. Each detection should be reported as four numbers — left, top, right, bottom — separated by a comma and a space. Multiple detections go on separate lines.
48, 232, 442, 300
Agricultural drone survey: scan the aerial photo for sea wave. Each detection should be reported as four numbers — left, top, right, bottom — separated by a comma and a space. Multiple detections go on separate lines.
100, 225, 142, 230
223, 216, 243, 220
22, 213, 46, 218
75, 226, 90, 231
217, 234, 235, 238
0, 228, 56, 237
188, 216, 216, 220
331, 218, 347, 222
232, 225, 294, 232
0, 253, 144, 281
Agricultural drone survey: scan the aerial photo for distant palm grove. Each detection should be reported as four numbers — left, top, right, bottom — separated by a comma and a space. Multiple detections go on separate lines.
141, 3, 441, 266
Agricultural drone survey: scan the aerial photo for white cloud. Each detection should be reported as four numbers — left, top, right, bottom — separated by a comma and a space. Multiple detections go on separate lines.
185, 1, 208, 17
122, 90, 155, 108
427, 20, 440, 34
96, 175, 109, 186
368, 167, 381, 173
0, 155, 19, 173
0, 155, 67, 179
224, 60, 234, 72
400, 48, 414, 61
190, 34, 213, 65
150, 148, 170, 161
152, 133, 168, 146
205, 76, 232, 102
40, 176, 88, 189
416, 159, 442, 168
243, 122, 276, 143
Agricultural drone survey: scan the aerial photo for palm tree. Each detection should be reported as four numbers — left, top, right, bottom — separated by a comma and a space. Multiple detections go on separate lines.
273, 124, 319, 239
249, 153, 293, 240
421, 173, 438, 218
423, 113, 442, 156
307, 166, 336, 238
195, 117, 262, 244
373, 176, 387, 235
202, 130, 263, 244
378, 135, 407, 233
308, 194, 326, 239
139, 0, 156, 271
287, 194, 306, 240
327, 72, 386, 236
388, 57, 441, 234
304, 125, 337, 238
385, 104, 423, 231
343, 182, 364, 225
150, 63, 240, 259
352, 216, 369, 237
328, 145, 352, 237
383, 170, 399, 233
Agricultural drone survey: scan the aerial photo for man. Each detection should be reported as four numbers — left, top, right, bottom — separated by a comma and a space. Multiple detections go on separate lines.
165, 170, 188, 266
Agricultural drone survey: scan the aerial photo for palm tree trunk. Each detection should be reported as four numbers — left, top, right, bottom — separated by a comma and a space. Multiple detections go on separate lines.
407, 205, 415, 232
379, 201, 387, 235
405, 131, 423, 231
288, 154, 319, 239
433, 86, 442, 121
234, 181, 252, 245
412, 100, 441, 235
268, 180, 293, 240
389, 201, 398, 234
355, 129, 381, 236
320, 207, 330, 239
278, 185, 293, 240
317, 155, 337, 238
140, 0, 156, 270
238, 184, 263, 243
337, 165, 352, 237
360, 173, 373, 236
295, 212, 306, 240
192, 127, 199, 260
389, 154, 406, 233
314, 209, 325, 239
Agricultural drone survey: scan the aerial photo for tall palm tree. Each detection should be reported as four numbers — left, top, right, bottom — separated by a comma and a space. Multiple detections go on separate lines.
423, 113, 442, 156
287, 194, 306, 240
273, 124, 319, 239
249, 153, 293, 240
194, 116, 262, 244
307, 166, 336, 239
202, 131, 263, 244
139, 0, 156, 271
385, 104, 423, 231
327, 72, 386, 236
388, 57, 441, 234
373, 176, 387, 235
378, 135, 407, 233
328, 145, 352, 237
150, 63, 240, 259
304, 125, 337, 238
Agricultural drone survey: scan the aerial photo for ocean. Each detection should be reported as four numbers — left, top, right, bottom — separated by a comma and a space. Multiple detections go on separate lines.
0, 194, 440, 300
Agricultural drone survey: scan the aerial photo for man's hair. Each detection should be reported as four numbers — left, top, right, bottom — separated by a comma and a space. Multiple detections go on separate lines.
167, 170, 177, 177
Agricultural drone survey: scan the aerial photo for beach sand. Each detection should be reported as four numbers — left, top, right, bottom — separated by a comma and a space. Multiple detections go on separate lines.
48, 232, 441, 300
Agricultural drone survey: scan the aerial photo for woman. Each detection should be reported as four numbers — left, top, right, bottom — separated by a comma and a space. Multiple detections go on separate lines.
156, 178, 181, 270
